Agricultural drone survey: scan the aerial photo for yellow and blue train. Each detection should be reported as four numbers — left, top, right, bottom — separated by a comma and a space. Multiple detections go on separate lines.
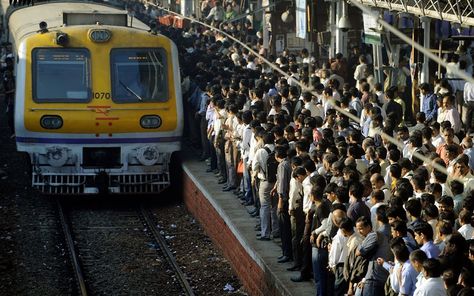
6, 1, 183, 194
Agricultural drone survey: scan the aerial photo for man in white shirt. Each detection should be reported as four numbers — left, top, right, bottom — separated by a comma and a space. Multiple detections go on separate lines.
239, 111, 254, 205
329, 217, 353, 295
413, 258, 447, 296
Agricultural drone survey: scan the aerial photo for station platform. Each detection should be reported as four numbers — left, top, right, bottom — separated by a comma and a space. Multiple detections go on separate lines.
181, 157, 315, 296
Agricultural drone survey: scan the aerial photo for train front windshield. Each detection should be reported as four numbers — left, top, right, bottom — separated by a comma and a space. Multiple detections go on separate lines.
111, 48, 167, 103
33, 48, 90, 102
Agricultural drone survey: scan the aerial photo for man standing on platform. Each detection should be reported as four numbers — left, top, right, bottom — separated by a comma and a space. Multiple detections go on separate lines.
272, 146, 293, 263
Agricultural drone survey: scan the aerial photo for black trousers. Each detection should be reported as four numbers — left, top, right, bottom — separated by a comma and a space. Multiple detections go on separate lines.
278, 201, 292, 258
299, 216, 313, 279
290, 208, 305, 266
333, 264, 348, 296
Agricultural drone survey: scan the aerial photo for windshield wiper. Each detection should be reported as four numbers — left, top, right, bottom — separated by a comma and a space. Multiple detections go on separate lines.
119, 80, 143, 101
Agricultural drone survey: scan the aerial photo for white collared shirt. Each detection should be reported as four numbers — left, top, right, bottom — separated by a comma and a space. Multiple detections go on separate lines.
302, 172, 317, 213
413, 277, 447, 296
328, 229, 348, 268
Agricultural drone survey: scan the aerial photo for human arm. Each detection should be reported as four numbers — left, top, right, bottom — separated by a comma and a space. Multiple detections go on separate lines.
356, 232, 378, 258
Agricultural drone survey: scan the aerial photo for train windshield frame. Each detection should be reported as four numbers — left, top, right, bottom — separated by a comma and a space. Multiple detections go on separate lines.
32, 48, 91, 103
110, 48, 168, 103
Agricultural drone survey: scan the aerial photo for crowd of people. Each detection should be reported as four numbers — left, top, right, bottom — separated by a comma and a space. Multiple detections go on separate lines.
167, 3, 474, 294
3, 0, 474, 294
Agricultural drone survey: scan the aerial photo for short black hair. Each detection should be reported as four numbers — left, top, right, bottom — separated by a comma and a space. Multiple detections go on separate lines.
405, 199, 422, 218
356, 216, 372, 229
390, 220, 408, 235
339, 217, 354, 232
423, 258, 442, 278
349, 182, 364, 200
413, 222, 434, 241
410, 249, 428, 263
391, 242, 410, 262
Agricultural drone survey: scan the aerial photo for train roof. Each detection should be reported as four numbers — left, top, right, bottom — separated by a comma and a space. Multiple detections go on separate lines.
6, 1, 149, 45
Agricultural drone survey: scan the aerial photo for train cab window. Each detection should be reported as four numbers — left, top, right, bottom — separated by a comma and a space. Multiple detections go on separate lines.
33, 48, 90, 102
110, 48, 167, 103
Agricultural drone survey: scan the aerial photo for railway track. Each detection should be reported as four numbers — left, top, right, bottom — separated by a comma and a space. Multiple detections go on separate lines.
57, 199, 195, 296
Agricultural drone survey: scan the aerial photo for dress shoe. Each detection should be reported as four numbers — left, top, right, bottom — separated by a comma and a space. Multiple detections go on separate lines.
218, 179, 227, 184
278, 255, 285, 260
257, 237, 271, 241
247, 207, 257, 214
277, 256, 292, 263
254, 225, 261, 231
206, 168, 214, 173
250, 211, 259, 217
290, 276, 310, 282
212, 169, 219, 174
223, 186, 236, 192
242, 201, 254, 206
287, 265, 301, 271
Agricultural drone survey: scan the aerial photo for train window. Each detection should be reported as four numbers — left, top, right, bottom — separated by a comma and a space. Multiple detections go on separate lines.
110, 48, 167, 103
33, 48, 90, 102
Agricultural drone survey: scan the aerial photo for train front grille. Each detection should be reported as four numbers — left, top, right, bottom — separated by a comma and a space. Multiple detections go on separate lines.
32, 172, 170, 194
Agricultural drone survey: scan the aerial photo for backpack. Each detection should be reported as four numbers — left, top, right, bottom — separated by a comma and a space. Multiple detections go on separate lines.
263, 147, 278, 183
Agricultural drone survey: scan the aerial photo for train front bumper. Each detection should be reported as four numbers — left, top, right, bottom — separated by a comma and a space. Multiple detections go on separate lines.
32, 171, 170, 194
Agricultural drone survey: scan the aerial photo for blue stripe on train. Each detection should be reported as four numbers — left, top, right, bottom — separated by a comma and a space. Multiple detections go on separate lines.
16, 136, 182, 144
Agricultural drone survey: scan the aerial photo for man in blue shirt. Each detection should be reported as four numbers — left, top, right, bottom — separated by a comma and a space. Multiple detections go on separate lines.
419, 83, 438, 123
413, 222, 440, 258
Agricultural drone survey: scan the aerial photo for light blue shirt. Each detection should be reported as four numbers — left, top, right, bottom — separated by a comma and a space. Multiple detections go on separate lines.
400, 260, 418, 296
420, 241, 440, 258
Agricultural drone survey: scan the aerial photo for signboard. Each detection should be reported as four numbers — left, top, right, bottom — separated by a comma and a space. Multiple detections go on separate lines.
276, 34, 285, 53
286, 33, 314, 51
296, 0, 306, 39
363, 10, 382, 45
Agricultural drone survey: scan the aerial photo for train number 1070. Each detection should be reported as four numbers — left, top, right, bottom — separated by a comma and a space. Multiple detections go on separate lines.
93, 92, 111, 99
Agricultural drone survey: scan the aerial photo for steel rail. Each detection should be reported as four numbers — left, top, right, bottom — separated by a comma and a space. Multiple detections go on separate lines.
139, 205, 195, 296
56, 199, 89, 296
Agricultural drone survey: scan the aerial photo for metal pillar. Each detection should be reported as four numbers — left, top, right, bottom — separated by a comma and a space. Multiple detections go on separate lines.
372, 9, 384, 84
335, 0, 342, 55
329, 0, 336, 59
420, 16, 430, 83
335, 0, 349, 57
373, 44, 384, 83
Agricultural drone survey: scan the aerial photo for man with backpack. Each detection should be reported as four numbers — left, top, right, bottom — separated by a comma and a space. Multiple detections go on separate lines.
252, 132, 279, 241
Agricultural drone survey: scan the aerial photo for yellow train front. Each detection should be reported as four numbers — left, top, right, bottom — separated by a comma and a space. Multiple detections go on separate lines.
8, 2, 183, 194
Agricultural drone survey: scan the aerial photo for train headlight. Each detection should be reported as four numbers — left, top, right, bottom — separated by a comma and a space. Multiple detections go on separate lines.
46, 147, 69, 167
137, 146, 159, 166
140, 115, 162, 129
41, 115, 63, 129
56, 32, 68, 46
